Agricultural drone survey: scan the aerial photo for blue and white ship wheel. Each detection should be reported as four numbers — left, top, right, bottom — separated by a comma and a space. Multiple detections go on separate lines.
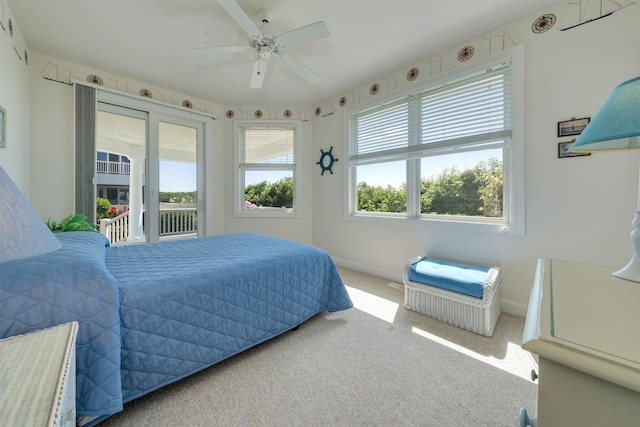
317, 146, 339, 175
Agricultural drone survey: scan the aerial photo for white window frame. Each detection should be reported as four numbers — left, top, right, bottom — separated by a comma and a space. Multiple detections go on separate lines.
234, 120, 301, 218
344, 45, 525, 236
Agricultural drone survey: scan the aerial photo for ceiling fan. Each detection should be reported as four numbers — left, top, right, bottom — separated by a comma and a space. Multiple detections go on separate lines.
193, 0, 330, 89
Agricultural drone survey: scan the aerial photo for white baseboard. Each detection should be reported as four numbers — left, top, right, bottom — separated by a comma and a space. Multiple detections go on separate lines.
500, 298, 528, 317
332, 257, 404, 284
332, 256, 529, 318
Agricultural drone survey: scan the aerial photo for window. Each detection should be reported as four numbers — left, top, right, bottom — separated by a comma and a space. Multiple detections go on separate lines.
98, 186, 133, 206
234, 122, 300, 217
346, 46, 524, 235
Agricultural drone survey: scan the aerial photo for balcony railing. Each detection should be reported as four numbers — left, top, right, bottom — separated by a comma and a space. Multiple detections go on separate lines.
99, 210, 130, 245
99, 208, 197, 245
160, 208, 198, 237
97, 160, 146, 175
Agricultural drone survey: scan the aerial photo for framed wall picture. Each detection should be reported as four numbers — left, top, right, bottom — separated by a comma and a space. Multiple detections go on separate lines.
558, 141, 590, 158
558, 117, 590, 137
0, 105, 5, 149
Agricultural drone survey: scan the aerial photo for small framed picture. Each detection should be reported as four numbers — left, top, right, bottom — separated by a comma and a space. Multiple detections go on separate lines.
0, 105, 5, 149
558, 141, 590, 158
557, 117, 590, 137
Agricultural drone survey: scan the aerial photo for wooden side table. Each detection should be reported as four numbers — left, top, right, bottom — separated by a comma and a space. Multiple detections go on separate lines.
521, 259, 640, 426
0, 322, 78, 427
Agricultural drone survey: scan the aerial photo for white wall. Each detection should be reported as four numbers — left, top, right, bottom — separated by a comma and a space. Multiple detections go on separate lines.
7, 0, 640, 314
311, 2, 640, 314
0, 0, 30, 195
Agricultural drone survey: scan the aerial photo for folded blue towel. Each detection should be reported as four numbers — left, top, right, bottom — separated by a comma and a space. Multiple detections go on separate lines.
408, 258, 489, 298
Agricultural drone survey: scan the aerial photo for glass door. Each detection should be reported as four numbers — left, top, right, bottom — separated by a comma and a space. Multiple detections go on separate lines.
87, 88, 209, 245
96, 105, 148, 244
157, 119, 201, 241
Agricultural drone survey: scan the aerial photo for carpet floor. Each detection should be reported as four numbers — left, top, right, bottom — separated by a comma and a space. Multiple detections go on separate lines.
98, 267, 538, 426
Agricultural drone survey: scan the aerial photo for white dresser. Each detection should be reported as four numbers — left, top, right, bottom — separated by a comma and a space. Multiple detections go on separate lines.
521, 259, 640, 426
0, 322, 78, 427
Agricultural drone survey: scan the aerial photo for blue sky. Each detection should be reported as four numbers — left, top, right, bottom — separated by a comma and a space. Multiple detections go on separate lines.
158, 149, 500, 192
160, 161, 196, 192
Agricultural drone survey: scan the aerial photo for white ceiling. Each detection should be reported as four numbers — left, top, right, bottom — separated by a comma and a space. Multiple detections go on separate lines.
8, 0, 558, 106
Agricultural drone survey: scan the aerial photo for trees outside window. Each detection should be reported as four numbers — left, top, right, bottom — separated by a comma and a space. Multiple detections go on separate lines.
235, 122, 300, 217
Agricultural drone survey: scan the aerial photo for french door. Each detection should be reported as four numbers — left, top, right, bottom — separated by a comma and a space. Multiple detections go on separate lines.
155, 116, 202, 243
92, 101, 205, 243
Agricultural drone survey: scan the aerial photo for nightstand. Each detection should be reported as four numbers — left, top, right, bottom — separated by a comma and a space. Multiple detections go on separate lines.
521, 259, 640, 426
0, 322, 78, 427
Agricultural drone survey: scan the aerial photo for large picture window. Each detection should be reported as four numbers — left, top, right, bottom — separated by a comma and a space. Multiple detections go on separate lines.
347, 47, 524, 235
235, 122, 300, 217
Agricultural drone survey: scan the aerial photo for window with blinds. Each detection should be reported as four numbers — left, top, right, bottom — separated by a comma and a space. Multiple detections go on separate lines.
349, 64, 510, 164
240, 126, 295, 164
235, 123, 299, 217
346, 51, 523, 234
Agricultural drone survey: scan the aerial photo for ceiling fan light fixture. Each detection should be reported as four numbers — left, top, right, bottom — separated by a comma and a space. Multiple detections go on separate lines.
258, 45, 272, 60
199, 0, 331, 89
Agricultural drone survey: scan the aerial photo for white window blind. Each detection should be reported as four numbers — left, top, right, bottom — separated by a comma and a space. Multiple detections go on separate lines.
349, 65, 511, 163
240, 126, 295, 165
349, 102, 409, 157
420, 71, 510, 148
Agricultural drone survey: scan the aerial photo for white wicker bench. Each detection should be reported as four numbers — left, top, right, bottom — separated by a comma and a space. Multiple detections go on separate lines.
403, 256, 502, 337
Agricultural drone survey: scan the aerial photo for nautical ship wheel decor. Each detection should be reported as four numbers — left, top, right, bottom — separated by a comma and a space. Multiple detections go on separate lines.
457, 46, 474, 62
532, 13, 556, 33
316, 146, 338, 175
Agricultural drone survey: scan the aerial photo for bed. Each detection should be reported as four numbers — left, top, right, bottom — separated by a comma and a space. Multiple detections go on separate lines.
0, 231, 353, 425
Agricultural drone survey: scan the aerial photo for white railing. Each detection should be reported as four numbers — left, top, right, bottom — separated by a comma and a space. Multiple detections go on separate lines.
99, 208, 197, 245
99, 210, 130, 245
160, 208, 198, 237
97, 160, 145, 175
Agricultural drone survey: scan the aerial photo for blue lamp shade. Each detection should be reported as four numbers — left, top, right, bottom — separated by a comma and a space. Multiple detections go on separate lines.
570, 76, 640, 152
0, 165, 61, 264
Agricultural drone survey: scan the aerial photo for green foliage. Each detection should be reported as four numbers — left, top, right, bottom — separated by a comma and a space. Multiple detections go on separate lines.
475, 158, 503, 217
96, 197, 128, 220
421, 167, 483, 215
46, 214, 97, 233
159, 191, 197, 204
357, 182, 407, 213
245, 177, 293, 208
358, 158, 503, 217
96, 197, 112, 219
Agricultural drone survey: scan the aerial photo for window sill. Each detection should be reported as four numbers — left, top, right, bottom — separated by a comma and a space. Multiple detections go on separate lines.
345, 212, 522, 236
235, 206, 299, 218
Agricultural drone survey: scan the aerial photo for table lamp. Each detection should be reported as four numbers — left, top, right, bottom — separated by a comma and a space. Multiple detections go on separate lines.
570, 76, 640, 282
0, 165, 61, 264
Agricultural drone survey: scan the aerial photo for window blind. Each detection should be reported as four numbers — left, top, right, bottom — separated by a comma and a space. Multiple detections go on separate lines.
421, 72, 510, 146
349, 65, 511, 164
240, 126, 295, 164
349, 101, 409, 156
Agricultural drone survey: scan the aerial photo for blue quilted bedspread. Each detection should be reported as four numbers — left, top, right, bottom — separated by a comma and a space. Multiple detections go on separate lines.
0, 232, 352, 423
0, 232, 122, 417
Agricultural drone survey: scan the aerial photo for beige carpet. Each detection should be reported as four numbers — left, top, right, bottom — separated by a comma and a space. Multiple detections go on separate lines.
98, 267, 538, 426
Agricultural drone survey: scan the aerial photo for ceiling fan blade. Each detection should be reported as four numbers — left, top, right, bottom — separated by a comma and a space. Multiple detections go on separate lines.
217, 0, 262, 41
190, 45, 250, 55
275, 21, 330, 49
276, 54, 321, 85
250, 58, 268, 89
